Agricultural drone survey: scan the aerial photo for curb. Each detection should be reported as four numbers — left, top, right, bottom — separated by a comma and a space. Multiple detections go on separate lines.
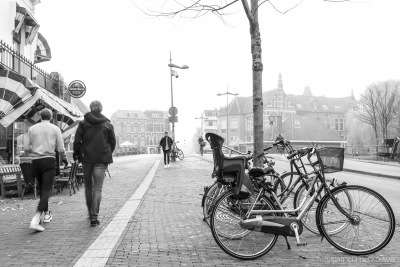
342, 168, 400, 180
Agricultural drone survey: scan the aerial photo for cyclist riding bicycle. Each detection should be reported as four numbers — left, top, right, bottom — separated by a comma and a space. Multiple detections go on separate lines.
198, 136, 206, 156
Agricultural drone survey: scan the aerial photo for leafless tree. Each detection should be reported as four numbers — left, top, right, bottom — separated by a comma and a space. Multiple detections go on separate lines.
356, 80, 400, 158
374, 80, 400, 140
134, 0, 347, 166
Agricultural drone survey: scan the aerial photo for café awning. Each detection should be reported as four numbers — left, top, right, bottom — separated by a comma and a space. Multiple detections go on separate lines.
14, 5, 40, 45
0, 68, 83, 130
34, 32, 52, 63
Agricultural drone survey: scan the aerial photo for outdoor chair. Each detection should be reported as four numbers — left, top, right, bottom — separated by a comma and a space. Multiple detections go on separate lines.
53, 160, 78, 196
0, 165, 24, 199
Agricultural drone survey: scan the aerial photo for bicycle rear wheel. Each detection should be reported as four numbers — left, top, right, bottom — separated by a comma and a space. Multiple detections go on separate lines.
210, 190, 278, 260
273, 172, 302, 210
177, 149, 184, 160
316, 185, 395, 255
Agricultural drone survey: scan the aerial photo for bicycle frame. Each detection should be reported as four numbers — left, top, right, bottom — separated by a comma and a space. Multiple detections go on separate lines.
247, 171, 353, 223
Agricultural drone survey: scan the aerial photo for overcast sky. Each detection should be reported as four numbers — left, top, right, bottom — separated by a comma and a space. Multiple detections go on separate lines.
35, 0, 400, 143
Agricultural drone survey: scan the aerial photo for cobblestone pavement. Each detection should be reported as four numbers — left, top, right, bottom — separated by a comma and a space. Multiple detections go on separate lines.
0, 154, 399, 266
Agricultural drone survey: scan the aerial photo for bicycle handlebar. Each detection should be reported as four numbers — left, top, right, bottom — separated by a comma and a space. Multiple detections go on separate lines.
286, 146, 315, 160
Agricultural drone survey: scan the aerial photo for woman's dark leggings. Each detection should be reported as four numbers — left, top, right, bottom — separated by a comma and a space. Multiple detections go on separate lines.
163, 149, 170, 164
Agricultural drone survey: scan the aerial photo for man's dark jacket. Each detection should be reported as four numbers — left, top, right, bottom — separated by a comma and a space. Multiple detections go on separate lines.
159, 136, 173, 151
73, 112, 116, 163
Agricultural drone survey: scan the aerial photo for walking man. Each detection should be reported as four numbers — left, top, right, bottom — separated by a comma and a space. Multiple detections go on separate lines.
198, 136, 205, 156
73, 100, 116, 227
25, 108, 68, 231
159, 131, 173, 169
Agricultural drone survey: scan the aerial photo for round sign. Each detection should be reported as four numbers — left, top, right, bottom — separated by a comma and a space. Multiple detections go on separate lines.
268, 116, 274, 122
68, 80, 86, 98
169, 106, 178, 116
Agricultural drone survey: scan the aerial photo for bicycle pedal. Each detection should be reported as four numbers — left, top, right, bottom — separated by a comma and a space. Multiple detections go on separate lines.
297, 243, 307, 246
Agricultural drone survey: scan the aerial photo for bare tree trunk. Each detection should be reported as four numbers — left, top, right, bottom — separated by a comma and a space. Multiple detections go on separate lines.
242, 0, 264, 167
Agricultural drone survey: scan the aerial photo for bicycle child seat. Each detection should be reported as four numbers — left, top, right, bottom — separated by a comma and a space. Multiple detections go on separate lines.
205, 132, 254, 199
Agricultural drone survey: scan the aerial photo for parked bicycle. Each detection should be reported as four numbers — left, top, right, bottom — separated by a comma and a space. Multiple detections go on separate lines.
170, 141, 184, 162
208, 135, 395, 260
202, 143, 256, 227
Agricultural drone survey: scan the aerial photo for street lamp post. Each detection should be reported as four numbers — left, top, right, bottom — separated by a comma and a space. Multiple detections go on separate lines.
168, 51, 188, 160
217, 86, 238, 147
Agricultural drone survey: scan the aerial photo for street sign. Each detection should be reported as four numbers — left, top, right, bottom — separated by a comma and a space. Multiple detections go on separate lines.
169, 106, 178, 116
169, 116, 178, 123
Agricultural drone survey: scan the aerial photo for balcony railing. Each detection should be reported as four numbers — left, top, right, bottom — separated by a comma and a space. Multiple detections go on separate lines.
0, 40, 56, 94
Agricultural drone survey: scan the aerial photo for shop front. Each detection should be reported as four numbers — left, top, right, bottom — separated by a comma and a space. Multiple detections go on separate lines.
0, 68, 84, 164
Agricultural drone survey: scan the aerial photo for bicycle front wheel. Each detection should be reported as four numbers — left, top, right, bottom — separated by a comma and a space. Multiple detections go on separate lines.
177, 149, 184, 160
210, 190, 278, 260
316, 185, 395, 255
202, 182, 224, 227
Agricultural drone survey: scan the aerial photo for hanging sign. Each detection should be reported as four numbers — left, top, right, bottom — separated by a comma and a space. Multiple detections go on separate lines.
68, 80, 86, 98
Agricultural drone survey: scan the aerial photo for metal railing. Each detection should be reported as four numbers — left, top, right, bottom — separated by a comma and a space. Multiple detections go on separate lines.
0, 40, 56, 94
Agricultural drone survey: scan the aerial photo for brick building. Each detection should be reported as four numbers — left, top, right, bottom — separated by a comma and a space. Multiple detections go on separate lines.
110, 110, 169, 154
212, 74, 357, 151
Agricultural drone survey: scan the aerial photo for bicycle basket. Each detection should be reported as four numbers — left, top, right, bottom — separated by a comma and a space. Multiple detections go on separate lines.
316, 147, 344, 173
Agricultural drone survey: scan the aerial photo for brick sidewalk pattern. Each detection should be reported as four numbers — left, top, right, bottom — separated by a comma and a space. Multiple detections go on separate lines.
0, 154, 398, 266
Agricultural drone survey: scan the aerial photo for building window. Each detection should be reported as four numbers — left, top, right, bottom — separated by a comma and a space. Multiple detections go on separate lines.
277, 96, 283, 107
148, 124, 154, 132
321, 117, 326, 127
294, 120, 300, 128
134, 113, 139, 118
126, 113, 130, 117
246, 117, 253, 132
333, 118, 344, 131
322, 104, 329, 110
230, 119, 238, 133
207, 121, 214, 126
152, 113, 159, 118
221, 119, 226, 133
296, 103, 302, 109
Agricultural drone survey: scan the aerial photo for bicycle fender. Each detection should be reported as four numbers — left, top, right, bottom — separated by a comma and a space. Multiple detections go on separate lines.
315, 184, 348, 236
201, 186, 210, 207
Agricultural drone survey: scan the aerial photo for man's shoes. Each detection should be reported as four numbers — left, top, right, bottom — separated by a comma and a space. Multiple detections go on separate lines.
164, 165, 167, 169
43, 211, 52, 223
29, 212, 45, 232
91, 220, 100, 227
167, 165, 170, 168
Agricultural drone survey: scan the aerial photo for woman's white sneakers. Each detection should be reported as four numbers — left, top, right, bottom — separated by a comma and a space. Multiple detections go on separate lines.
29, 211, 52, 232
29, 212, 45, 232
43, 211, 52, 223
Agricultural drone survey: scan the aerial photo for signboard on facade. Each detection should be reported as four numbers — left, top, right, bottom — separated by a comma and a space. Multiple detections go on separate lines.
68, 80, 86, 98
